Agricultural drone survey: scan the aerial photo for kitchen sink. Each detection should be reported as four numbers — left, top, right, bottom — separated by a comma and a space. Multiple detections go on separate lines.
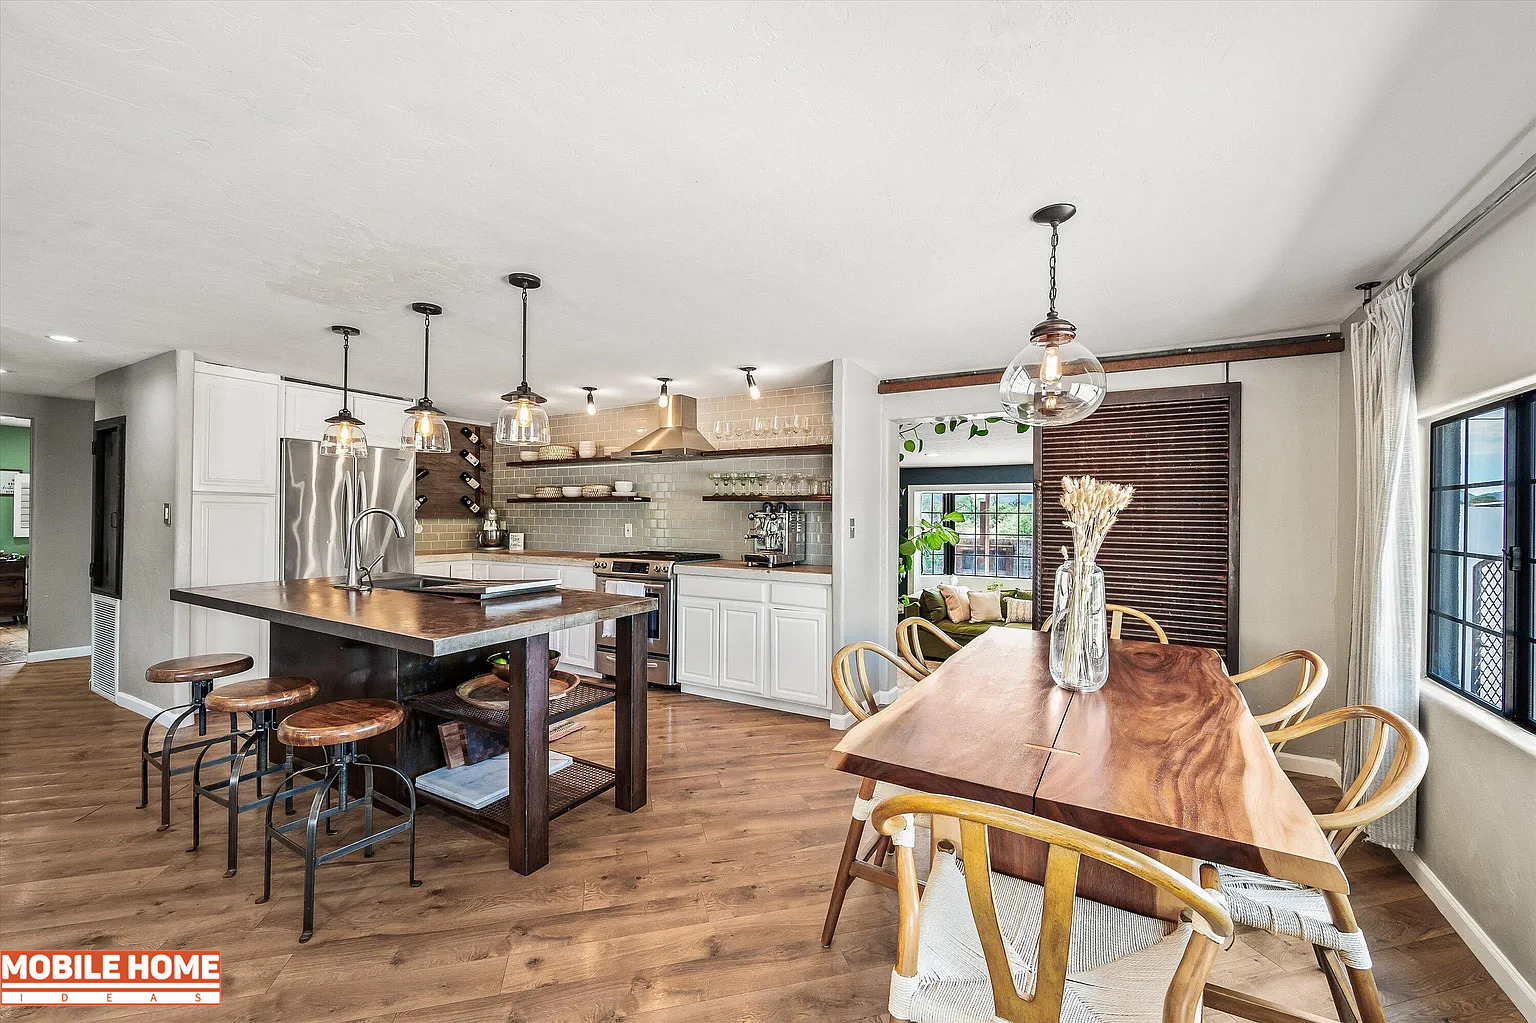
366, 573, 559, 600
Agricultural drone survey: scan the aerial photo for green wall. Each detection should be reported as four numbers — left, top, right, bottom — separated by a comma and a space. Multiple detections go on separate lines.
0, 425, 30, 557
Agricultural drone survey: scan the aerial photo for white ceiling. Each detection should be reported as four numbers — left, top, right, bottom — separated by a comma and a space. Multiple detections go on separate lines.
2, 1, 1534, 417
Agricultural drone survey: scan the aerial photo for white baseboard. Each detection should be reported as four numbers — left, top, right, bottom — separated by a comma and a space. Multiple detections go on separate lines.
1275, 750, 1342, 786
1394, 849, 1536, 1019
26, 645, 91, 663
115, 689, 169, 721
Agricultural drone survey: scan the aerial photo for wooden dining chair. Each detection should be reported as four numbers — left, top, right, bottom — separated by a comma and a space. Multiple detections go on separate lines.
869, 791, 1233, 1023
895, 616, 962, 678
1228, 649, 1328, 748
823, 641, 926, 947
1041, 603, 1170, 643
1206, 705, 1428, 1023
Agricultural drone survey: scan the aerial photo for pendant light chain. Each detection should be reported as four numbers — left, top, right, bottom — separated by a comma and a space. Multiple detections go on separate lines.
341, 331, 351, 412
520, 284, 530, 388
1047, 221, 1060, 318
420, 309, 431, 400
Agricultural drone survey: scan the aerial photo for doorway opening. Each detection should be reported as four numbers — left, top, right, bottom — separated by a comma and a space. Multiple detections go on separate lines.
0, 414, 33, 664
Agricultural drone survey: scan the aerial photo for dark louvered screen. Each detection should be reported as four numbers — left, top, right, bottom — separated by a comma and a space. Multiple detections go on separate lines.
1033, 383, 1240, 668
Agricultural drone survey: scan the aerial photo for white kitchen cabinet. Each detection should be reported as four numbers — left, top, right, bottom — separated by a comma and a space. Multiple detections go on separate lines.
718, 600, 768, 695
189, 493, 278, 681
446, 561, 476, 579
676, 597, 720, 687
282, 381, 405, 449
193, 366, 280, 494
768, 606, 828, 707
674, 572, 830, 715
414, 558, 597, 671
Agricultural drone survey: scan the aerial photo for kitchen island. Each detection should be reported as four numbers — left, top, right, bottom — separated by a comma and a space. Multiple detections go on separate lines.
170, 577, 656, 873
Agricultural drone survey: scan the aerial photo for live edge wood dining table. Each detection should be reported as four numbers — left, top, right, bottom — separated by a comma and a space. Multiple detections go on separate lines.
828, 627, 1346, 921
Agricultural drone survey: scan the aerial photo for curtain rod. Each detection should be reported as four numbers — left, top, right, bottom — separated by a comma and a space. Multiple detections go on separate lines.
1404, 154, 1536, 278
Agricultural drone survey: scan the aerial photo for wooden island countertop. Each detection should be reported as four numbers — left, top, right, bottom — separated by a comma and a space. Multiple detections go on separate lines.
170, 576, 655, 657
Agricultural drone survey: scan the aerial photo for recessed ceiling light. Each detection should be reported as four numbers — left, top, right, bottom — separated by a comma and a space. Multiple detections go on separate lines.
46, 334, 81, 344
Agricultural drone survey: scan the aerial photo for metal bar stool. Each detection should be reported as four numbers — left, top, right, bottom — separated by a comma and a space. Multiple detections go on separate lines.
187, 676, 321, 876
138, 653, 255, 831
256, 698, 422, 943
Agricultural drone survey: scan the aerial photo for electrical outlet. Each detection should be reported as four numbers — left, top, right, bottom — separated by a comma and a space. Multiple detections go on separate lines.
624, 522, 635, 538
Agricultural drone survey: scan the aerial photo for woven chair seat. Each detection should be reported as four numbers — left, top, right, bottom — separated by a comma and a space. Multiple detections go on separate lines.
890, 851, 1202, 1023
1216, 864, 1372, 969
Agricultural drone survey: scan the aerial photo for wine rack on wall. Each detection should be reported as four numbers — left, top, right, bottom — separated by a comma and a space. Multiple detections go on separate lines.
415, 420, 490, 518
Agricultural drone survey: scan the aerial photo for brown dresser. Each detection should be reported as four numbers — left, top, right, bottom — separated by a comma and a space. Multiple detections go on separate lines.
0, 558, 26, 621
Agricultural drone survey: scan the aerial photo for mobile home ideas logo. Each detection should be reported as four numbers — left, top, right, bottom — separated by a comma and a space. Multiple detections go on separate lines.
1, 951, 221, 1005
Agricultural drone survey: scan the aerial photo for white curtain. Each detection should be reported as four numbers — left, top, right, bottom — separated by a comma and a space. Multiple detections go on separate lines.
1346, 272, 1421, 850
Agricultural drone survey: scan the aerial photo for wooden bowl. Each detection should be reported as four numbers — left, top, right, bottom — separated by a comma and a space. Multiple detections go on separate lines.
461, 667, 579, 709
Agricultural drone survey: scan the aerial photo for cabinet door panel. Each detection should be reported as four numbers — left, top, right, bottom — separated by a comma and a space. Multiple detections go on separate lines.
194, 370, 280, 494
446, 561, 476, 579
190, 493, 278, 680
718, 600, 767, 695
769, 607, 828, 707
281, 383, 341, 443
676, 598, 720, 687
483, 563, 525, 581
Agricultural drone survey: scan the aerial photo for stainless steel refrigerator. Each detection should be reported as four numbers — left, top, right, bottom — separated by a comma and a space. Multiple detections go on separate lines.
281, 440, 417, 581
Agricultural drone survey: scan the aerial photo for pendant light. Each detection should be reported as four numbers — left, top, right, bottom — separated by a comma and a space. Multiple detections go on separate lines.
583, 386, 598, 415
741, 366, 761, 400
999, 204, 1106, 427
320, 325, 369, 458
656, 377, 672, 409
401, 302, 450, 452
495, 273, 551, 447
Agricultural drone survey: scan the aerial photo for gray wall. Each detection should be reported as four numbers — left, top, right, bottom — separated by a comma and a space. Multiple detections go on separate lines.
93, 350, 195, 706
1410, 192, 1536, 984
0, 392, 94, 654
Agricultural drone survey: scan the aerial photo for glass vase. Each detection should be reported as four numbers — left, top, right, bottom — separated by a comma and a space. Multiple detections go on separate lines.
1049, 561, 1109, 692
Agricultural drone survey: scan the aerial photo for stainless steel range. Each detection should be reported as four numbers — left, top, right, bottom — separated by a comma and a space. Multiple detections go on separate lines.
593, 550, 720, 688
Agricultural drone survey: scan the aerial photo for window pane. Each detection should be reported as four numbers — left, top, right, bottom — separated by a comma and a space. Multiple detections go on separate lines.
1464, 624, 1505, 708
1467, 410, 1505, 485
1432, 489, 1465, 552
1466, 486, 1504, 557
1432, 419, 1465, 487
1464, 556, 1505, 630
1430, 553, 1461, 615
1430, 614, 1459, 683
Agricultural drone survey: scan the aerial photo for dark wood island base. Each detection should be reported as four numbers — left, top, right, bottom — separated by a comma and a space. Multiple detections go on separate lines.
172, 577, 657, 874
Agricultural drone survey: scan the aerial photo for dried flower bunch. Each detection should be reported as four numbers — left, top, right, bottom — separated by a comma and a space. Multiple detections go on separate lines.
1060, 475, 1134, 565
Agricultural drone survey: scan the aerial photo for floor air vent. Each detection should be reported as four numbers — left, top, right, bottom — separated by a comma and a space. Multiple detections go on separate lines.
90, 595, 119, 701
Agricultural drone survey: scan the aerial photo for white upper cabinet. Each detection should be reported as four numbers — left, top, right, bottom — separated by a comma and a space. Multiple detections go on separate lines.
281, 381, 405, 450
193, 365, 280, 494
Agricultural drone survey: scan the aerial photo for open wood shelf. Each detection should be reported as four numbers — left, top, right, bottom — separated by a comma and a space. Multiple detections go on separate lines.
415, 756, 618, 834
503, 495, 651, 504
504, 443, 831, 469
701, 494, 831, 502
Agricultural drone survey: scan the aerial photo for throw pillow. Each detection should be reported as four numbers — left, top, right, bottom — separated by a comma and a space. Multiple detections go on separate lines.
919, 588, 948, 623
938, 584, 971, 623
1004, 596, 1032, 623
968, 589, 1004, 623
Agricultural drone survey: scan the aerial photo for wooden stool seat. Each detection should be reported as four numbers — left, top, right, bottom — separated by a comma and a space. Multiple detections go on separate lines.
277, 699, 404, 747
205, 677, 319, 714
145, 652, 254, 684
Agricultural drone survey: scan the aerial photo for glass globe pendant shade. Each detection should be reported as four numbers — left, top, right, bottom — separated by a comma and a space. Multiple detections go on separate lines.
999, 329, 1107, 427
320, 413, 369, 459
495, 391, 550, 447
401, 400, 450, 453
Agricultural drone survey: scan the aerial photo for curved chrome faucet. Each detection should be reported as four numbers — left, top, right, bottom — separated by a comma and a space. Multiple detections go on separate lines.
338, 507, 406, 592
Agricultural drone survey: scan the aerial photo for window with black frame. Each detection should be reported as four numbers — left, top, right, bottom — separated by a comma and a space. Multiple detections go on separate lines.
1427, 390, 1534, 732
914, 489, 1034, 583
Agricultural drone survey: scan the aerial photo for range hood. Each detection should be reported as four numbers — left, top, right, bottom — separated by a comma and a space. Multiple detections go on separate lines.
616, 394, 716, 458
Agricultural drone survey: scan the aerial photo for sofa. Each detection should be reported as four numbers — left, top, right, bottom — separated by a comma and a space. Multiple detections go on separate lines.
902, 586, 1033, 662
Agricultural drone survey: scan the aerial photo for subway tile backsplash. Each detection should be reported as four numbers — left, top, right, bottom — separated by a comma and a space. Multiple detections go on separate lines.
482, 384, 834, 563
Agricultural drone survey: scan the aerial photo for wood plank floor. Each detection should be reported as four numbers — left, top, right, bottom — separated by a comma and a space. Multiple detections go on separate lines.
0, 657, 1520, 1022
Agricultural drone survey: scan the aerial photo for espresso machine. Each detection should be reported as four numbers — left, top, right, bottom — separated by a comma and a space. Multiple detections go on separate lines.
744, 503, 807, 567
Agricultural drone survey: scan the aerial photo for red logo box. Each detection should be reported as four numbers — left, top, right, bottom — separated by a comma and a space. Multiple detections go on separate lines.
1, 951, 221, 1005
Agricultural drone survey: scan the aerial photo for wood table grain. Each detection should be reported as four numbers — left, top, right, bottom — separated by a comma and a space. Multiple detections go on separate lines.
828, 628, 1345, 916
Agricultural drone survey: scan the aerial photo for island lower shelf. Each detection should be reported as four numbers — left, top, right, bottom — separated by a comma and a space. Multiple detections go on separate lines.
404, 680, 620, 834
415, 756, 618, 834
